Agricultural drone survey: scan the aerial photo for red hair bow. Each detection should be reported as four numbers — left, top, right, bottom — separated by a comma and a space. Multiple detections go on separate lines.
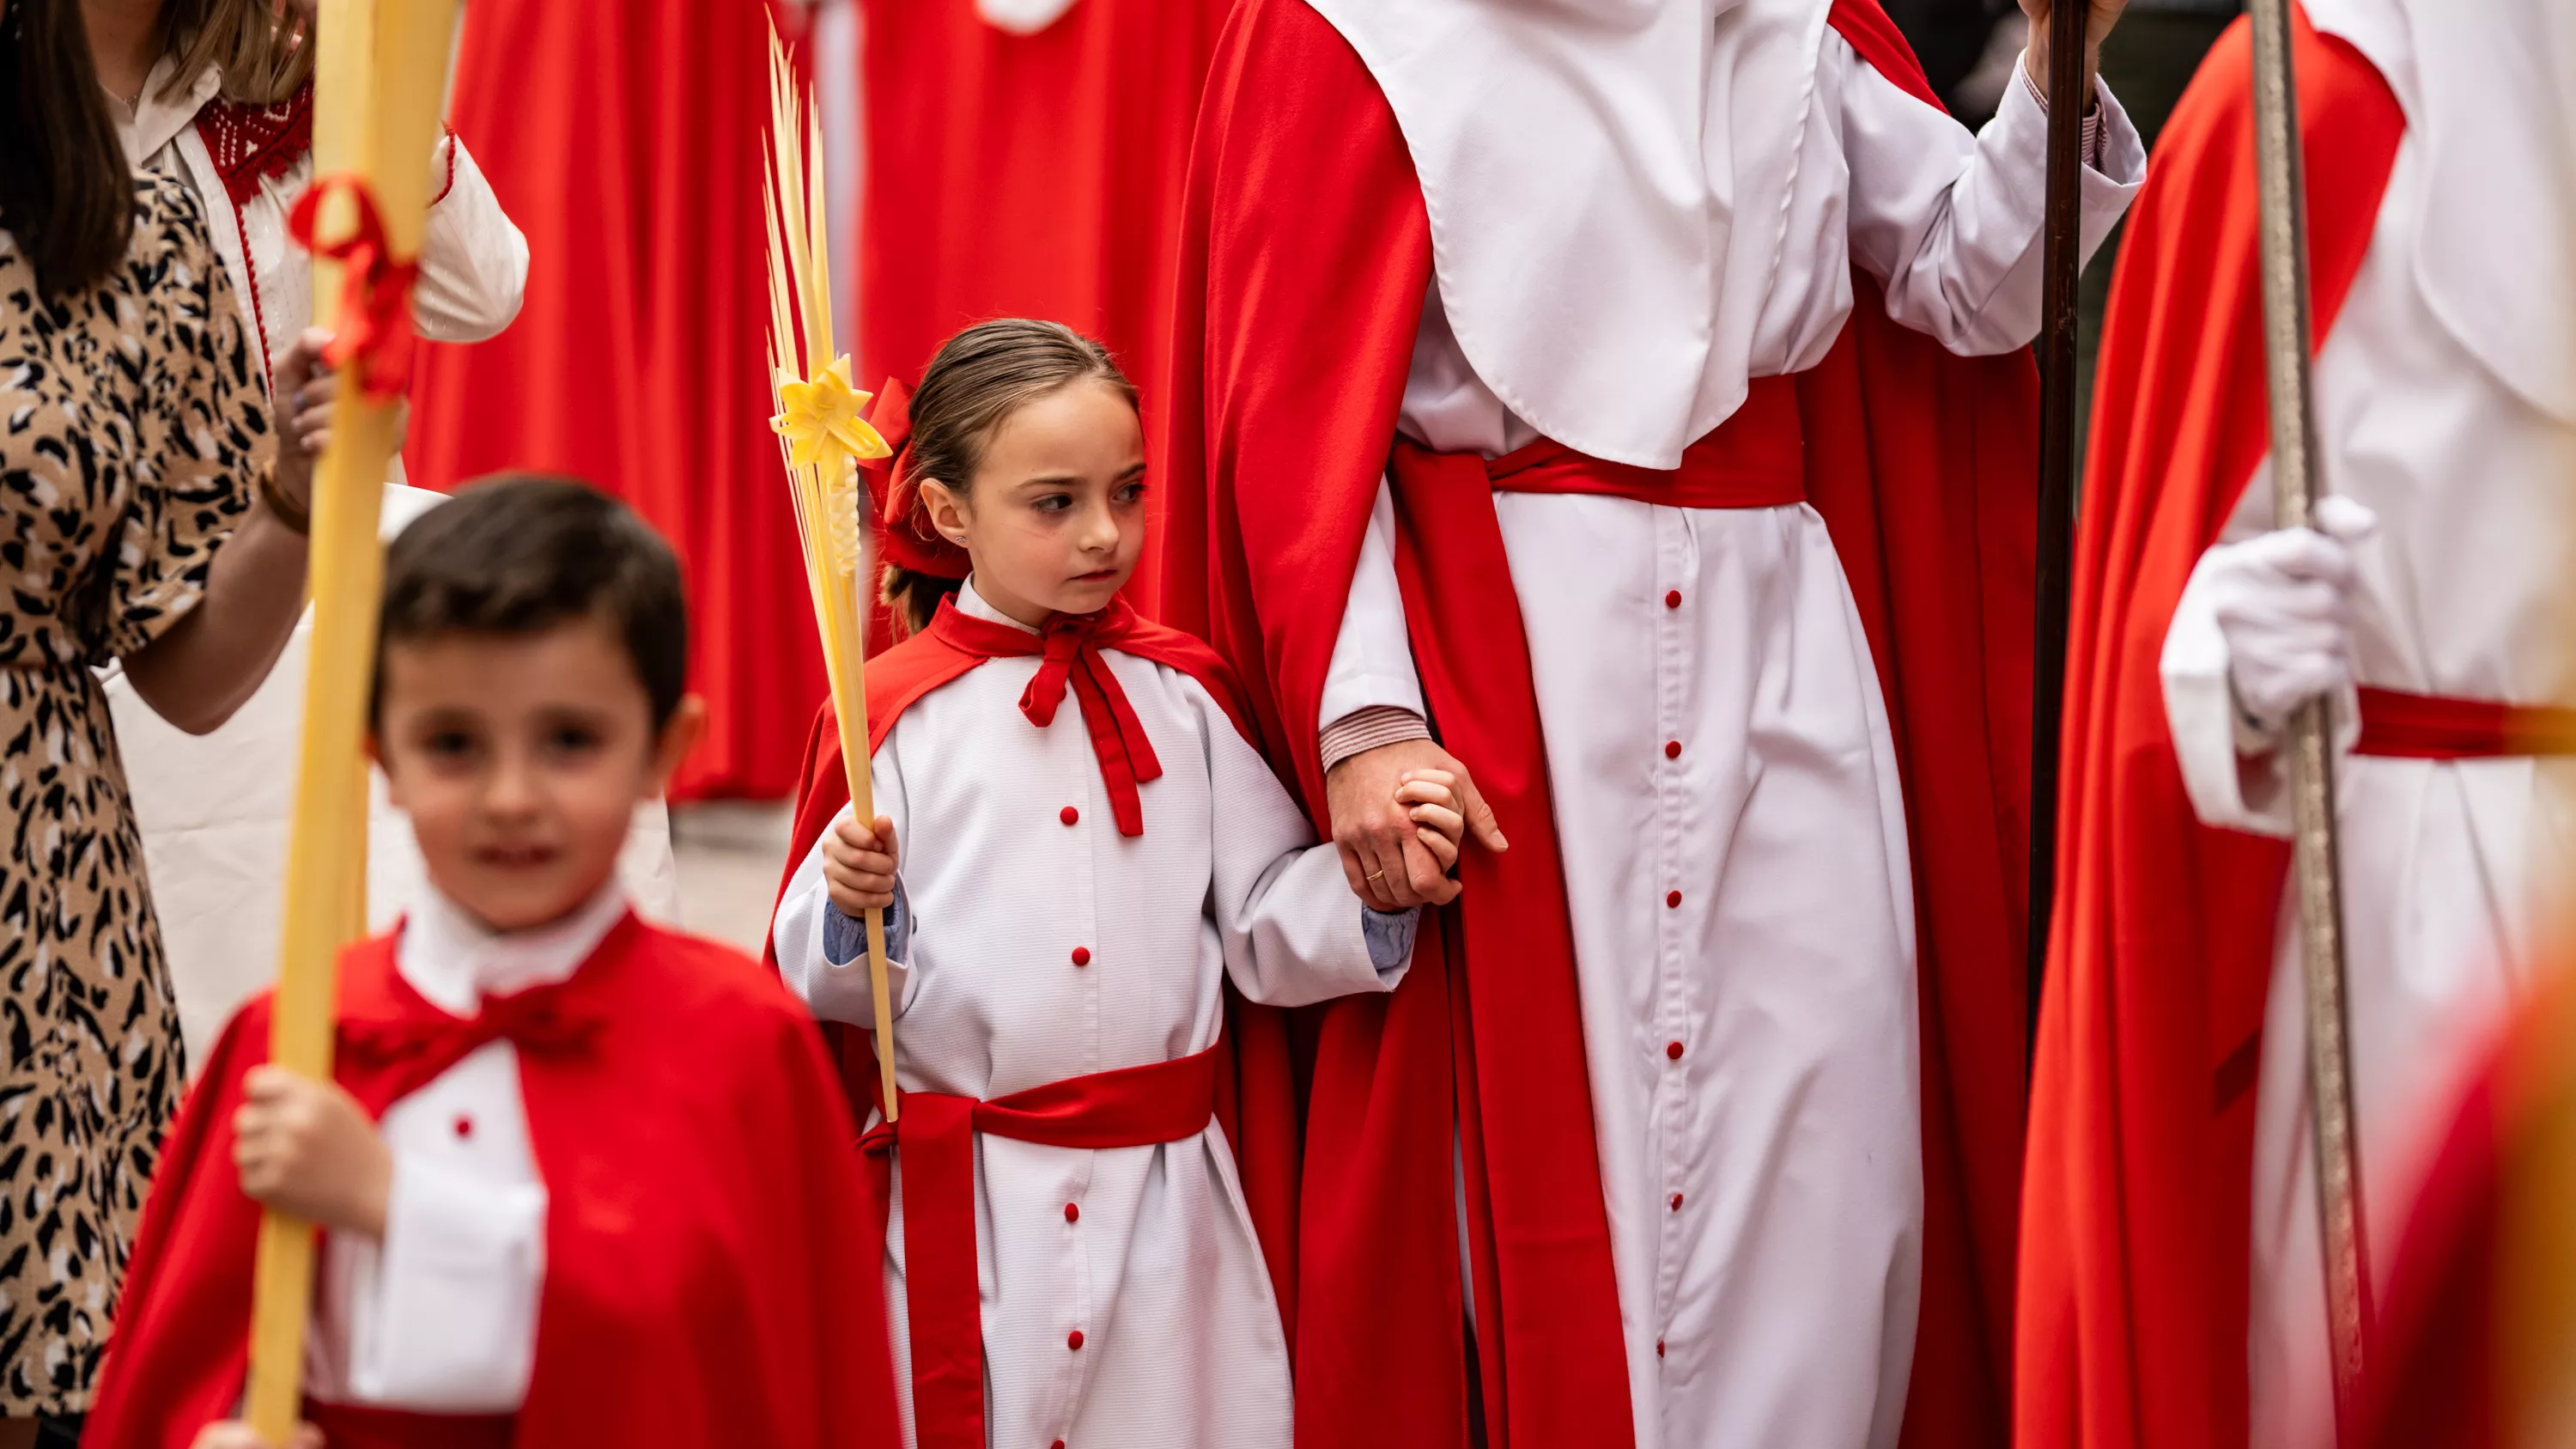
285, 174, 421, 403
861, 377, 972, 581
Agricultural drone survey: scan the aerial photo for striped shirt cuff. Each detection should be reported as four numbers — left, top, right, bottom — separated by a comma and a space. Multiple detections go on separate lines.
2022, 59, 2105, 169
1320, 705, 1434, 772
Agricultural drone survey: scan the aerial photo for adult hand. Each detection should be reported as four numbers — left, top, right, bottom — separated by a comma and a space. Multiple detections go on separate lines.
233, 1065, 392, 1239
1324, 739, 1506, 912
2208, 495, 2376, 734
2019, 0, 2128, 105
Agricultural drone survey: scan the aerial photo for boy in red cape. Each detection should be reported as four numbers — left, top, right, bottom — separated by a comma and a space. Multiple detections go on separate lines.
1151, 1, 2144, 1446
2020, 3, 2575, 1446
87, 478, 900, 1449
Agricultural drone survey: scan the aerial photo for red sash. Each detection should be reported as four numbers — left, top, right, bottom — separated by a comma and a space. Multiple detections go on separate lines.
302, 1402, 515, 1449
865, 1043, 1223, 1449
1484, 374, 1807, 508
2354, 687, 2576, 760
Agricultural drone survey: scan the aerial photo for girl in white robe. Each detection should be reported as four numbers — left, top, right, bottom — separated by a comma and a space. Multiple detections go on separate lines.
771, 320, 1463, 1449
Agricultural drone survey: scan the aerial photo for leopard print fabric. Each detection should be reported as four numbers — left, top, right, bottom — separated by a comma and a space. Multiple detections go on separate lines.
0, 175, 264, 1414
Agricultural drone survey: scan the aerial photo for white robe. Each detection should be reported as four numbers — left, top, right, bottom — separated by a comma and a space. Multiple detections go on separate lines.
2157, 100, 2576, 1449
1323, 42, 2144, 1449
105, 58, 680, 1060
774, 583, 1409, 1449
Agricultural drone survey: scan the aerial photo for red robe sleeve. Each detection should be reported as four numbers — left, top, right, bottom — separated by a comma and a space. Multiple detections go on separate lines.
2014, 16, 2404, 1449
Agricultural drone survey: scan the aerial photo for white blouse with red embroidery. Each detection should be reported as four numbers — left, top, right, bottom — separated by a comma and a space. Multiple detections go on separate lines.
116, 56, 528, 393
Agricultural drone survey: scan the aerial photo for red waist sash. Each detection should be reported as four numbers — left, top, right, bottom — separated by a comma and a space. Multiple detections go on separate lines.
2355, 686, 2576, 759
864, 1042, 1223, 1449
1481, 373, 1806, 508
302, 1401, 515, 1449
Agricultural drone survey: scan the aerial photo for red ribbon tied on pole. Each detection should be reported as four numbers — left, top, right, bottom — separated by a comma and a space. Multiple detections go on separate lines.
285, 174, 422, 403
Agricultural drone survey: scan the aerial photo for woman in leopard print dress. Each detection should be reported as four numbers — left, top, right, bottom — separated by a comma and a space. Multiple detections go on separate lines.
0, 0, 325, 1428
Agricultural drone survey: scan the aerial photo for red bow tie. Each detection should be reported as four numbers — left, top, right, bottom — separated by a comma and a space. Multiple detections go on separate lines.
928, 601, 1164, 836
338, 973, 603, 1119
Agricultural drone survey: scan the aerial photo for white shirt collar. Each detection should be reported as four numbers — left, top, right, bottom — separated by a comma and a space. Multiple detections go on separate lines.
117, 58, 222, 169
397, 882, 631, 1018
958, 576, 1039, 634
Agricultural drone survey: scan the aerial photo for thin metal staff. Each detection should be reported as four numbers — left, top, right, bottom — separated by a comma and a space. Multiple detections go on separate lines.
2028, 0, 2093, 1061
2245, 0, 2375, 1430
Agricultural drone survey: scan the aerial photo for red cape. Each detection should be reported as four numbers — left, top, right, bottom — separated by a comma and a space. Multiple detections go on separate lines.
756, 602, 1308, 1319
1153, 2, 2038, 1444
88, 918, 900, 1448
2014, 15, 2403, 1449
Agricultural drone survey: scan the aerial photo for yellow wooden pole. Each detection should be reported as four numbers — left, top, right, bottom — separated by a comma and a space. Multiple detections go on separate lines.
762, 32, 899, 1121
244, 0, 458, 1439
307, 0, 378, 976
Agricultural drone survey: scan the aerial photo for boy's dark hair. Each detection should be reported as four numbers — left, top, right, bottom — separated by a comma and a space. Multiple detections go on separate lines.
374, 474, 689, 731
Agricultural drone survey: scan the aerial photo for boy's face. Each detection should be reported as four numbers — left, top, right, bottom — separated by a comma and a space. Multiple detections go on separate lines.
376, 614, 699, 934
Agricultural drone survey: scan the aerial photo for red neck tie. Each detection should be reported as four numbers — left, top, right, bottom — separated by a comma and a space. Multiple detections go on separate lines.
932, 602, 1165, 836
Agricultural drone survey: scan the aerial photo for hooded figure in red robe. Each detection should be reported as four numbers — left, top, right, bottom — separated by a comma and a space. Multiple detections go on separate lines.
2019, 3, 2575, 1446
1152, 1, 2146, 1446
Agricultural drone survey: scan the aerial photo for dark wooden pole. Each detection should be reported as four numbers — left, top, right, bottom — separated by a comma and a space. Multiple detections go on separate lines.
2026, 0, 2091, 1071
2244, 0, 2373, 1425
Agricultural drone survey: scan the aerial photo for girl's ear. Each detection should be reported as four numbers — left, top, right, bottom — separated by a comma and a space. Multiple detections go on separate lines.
919, 478, 970, 548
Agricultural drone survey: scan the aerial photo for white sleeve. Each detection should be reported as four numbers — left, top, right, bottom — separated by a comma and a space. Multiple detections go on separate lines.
344, 1150, 546, 1408
1200, 683, 1414, 1008
1318, 479, 1428, 733
770, 745, 916, 1027
1836, 38, 2145, 356
411, 135, 529, 343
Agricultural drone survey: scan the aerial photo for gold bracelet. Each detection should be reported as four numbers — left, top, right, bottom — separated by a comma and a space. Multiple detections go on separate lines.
258, 467, 311, 536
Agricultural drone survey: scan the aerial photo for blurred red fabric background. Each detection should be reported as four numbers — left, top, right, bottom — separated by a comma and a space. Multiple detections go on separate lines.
407, 0, 1223, 798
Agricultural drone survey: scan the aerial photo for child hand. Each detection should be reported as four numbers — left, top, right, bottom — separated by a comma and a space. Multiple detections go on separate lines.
824, 813, 900, 916
1394, 769, 1469, 907
190, 1421, 324, 1449
233, 1065, 392, 1239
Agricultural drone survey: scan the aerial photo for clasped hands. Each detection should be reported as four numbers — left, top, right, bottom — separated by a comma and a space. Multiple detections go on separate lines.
1324, 738, 1507, 911
821, 738, 1504, 920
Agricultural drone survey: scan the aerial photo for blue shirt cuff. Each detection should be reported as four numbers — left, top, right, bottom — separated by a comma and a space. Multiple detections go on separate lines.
1362, 906, 1419, 975
824, 880, 910, 966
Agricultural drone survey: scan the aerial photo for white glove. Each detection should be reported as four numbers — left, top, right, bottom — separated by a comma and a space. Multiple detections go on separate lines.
2203, 495, 2377, 733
